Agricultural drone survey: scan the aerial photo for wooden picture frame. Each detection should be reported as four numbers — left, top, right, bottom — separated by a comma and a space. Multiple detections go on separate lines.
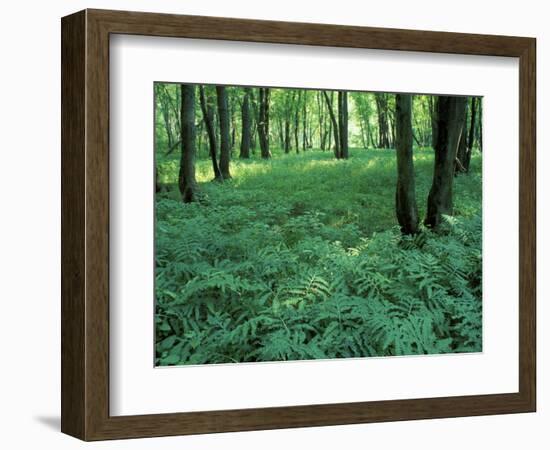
61, 8, 536, 441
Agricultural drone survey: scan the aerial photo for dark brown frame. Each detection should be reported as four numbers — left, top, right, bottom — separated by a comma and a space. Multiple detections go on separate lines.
61, 8, 536, 441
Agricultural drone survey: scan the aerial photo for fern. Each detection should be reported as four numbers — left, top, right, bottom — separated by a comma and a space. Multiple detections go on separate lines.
155, 178, 482, 365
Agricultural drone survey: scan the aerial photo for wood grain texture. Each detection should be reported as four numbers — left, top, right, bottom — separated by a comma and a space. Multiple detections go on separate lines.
61, 10, 86, 439
60, 8, 536, 441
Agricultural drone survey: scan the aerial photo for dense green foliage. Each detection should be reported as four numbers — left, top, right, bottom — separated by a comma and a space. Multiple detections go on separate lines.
155, 148, 482, 365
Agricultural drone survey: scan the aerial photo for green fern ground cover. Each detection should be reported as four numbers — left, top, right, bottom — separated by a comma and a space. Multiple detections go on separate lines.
155, 148, 482, 365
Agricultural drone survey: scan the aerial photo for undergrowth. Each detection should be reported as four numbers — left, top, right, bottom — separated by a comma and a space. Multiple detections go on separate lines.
155, 148, 482, 365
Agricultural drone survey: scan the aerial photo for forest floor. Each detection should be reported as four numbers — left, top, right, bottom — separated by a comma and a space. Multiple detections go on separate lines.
155, 148, 483, 365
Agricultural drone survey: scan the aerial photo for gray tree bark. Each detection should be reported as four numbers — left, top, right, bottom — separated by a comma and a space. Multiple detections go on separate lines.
179, 84, 197, 203
338, 91, 349, 159
258, 87, 271, 159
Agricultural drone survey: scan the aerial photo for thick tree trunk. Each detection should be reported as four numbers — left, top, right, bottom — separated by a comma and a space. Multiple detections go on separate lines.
424, 96, 467, 228
240, 88, 252, 159
198, 86, 223, 181
323, 91, 340, 158
179, 84, 197, 203
216, 86, 232, 179
338, 91, 349, 159
258, 87, 271, 159
395, 94, 419, 234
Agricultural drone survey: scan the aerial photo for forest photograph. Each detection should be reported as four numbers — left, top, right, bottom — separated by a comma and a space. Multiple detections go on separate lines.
154, 82, 483, 366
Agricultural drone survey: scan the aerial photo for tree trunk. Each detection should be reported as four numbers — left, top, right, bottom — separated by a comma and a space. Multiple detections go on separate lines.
284, 119, 291, 153
302, 91, 308, 151
359, 117, 367, 149
477, 97, 483, 152
249, 89, 258, 152
338, 91, 349, 159
429, 96, 438, 150
455, 120, 468, 175
159, 85, 181, 154
216, 86, 232, 179
158, 92, 174, 150
155, 165, 161, 193
294, 90, 301, 153
375, 93, 390, 149
395, 94, 419, 234
258, 87, 271, 159
317, 91, 325, 150
464, 96, 477, 172
323, 91, 340, 158
179, 84, 197, 203
240, 88, 252, 159
424, 96, 467, 228
198, 86, 223, 181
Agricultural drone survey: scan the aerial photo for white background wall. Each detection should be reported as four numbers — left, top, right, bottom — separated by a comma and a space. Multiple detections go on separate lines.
0, 1, 547, 448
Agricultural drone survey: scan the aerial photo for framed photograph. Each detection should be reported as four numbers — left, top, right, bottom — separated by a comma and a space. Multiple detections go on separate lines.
61, 9, 536, 441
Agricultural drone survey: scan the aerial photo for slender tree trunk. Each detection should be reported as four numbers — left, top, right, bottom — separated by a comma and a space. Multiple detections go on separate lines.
366, 112, 375, 149
277, 118, 284, 150
294, 90, 301, 153
325, 120, 332, 152
159, 93, 174, 150
216, 86, 232, 179
179, 84, 197, 203
159, 85, 181, 155
317, 91, 325, 150
323, 91, 340, 158
464, 96, 477, 171
395, 94, 419, 234
338, 91, 349, 159
284, 119, 291, 153
455, 120, 468, 175
196, 120, 204, 157
258, 87, 271, 159
359, 118, 367, 149
240, 88, 252, 159
198, 86, 223, 181
477, 98, 483, 152
429, 96, 439, 150
155, 165, 161, 193
231, 116, 236, 152
424, 96, 467, 228
302, 91, 308, 151
230, 100, 237, 152
375, 93, 390, 149
249, 89, 258, 152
